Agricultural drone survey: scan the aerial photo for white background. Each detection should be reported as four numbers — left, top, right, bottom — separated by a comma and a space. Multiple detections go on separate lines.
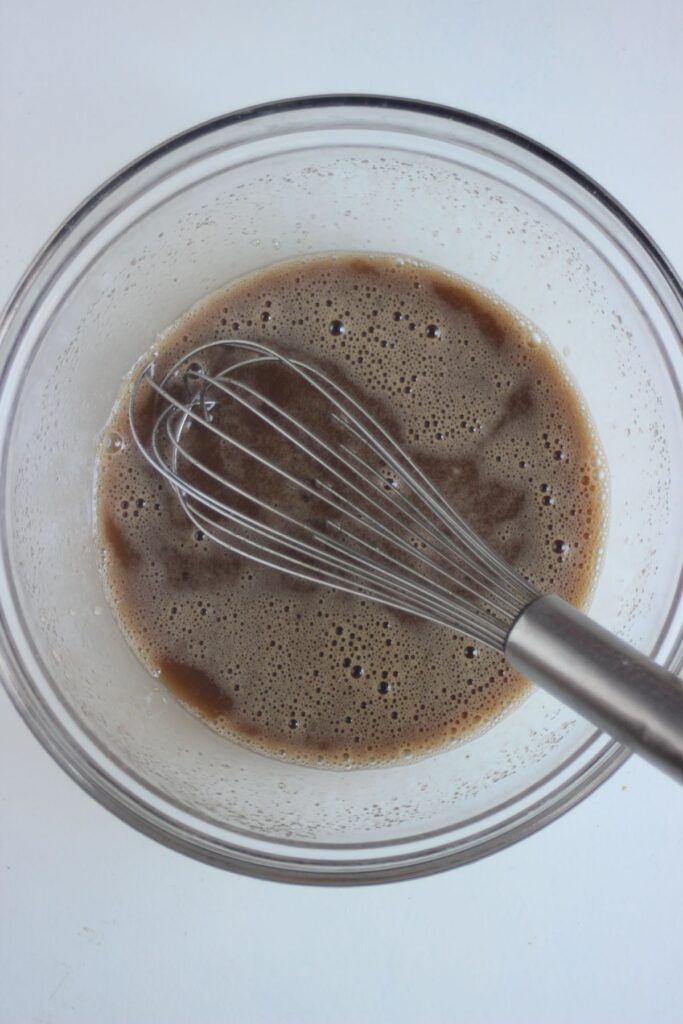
1, 1, 682, 1021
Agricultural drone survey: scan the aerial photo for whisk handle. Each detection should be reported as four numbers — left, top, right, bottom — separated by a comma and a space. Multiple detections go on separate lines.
505, 594, 683, 784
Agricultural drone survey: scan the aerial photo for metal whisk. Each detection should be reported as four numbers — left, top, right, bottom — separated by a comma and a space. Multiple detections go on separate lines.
130, 339, 683, 783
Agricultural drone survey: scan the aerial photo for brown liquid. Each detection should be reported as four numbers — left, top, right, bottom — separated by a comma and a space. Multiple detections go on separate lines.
96, 254, 605, 766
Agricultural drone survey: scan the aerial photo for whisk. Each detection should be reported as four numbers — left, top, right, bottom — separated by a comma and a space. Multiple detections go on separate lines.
130, 339, 683, 783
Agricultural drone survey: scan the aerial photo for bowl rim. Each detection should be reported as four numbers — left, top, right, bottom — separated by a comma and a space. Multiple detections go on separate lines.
0, 94, 680, 884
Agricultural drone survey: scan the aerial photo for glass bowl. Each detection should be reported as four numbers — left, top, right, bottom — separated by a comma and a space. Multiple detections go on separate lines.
0, 96, 681, 884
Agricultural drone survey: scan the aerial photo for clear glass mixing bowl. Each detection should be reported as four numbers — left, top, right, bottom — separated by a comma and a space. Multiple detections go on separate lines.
0, 97, 681, 884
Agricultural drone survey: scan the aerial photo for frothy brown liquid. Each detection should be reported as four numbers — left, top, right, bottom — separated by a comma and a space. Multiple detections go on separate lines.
96, 254, 605, 766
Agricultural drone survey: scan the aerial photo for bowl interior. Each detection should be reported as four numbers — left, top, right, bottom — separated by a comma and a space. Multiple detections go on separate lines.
1, 103, 681, 873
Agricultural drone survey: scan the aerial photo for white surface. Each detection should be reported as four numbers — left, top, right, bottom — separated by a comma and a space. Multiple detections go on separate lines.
1, 1, 682, 1021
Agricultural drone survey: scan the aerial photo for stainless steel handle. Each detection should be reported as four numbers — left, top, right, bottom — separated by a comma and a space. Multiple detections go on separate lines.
505, 594, 683, 784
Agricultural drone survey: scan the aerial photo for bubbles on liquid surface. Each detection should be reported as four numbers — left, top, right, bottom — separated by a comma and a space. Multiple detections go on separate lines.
95, 252, 606, 767
105, 432, 123, 453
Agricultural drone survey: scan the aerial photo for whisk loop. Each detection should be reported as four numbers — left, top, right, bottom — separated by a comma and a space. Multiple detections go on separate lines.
129, 339, 537, 652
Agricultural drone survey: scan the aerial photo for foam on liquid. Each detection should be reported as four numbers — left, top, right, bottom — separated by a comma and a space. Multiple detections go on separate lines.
96, 253, 605, 766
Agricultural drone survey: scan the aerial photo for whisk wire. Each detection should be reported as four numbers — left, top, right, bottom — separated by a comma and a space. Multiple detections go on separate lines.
129, 339, 538, 651
150, 393, 495, 632
159, 400, 509, 637
153, 368, 518, 621
190, 367, 529, 618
